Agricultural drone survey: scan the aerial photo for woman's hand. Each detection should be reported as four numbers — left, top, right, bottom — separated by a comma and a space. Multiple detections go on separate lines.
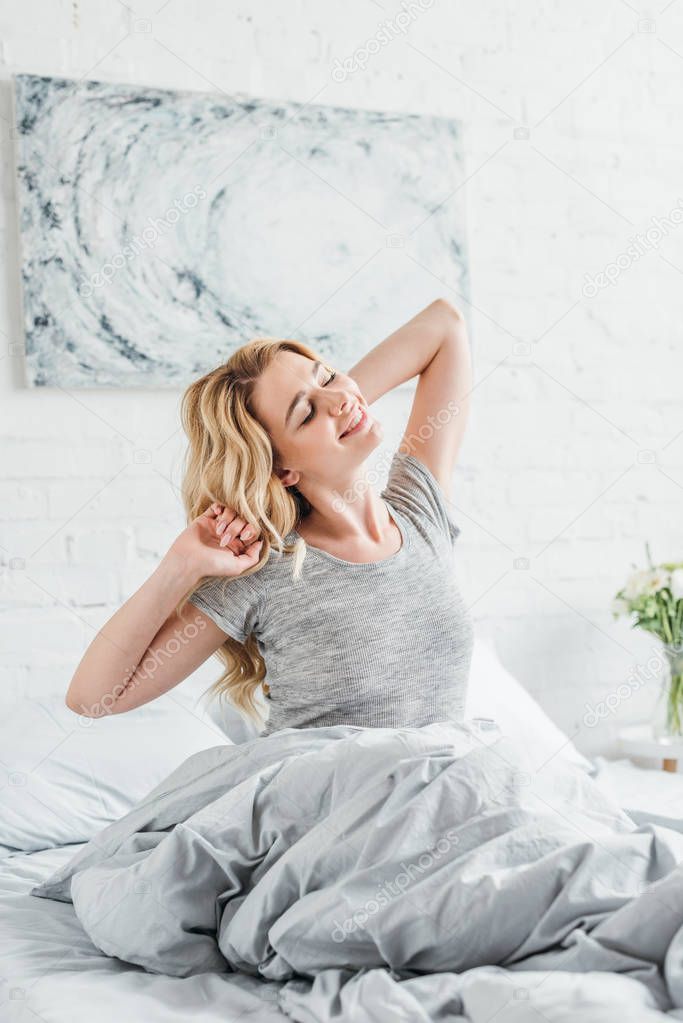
170, 502, 264, 580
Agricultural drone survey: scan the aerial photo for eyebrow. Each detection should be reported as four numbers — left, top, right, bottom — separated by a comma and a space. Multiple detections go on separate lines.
284, 360, 322, 429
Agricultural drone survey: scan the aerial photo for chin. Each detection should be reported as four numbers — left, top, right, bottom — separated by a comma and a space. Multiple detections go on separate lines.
367, 417, 383, 444
355, 424, 383, 461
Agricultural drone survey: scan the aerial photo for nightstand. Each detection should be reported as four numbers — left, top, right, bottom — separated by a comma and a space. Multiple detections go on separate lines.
617, 725, 683, 773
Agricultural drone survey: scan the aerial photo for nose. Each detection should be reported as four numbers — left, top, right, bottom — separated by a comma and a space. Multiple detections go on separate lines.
324, 381, 355, 416
329, 390, 355, 420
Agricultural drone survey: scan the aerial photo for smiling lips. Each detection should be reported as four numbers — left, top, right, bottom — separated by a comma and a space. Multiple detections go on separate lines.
340, 406, 367, 438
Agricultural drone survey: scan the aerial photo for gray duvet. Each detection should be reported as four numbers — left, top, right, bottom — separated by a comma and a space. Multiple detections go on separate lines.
30, 720, 683, 1021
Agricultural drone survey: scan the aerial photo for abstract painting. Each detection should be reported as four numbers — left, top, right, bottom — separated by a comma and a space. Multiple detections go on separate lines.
13, 74, 469, 388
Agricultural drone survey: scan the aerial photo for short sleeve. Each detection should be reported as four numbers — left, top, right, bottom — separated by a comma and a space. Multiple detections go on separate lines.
383, 451, 461, 547
187, 572, 262, 643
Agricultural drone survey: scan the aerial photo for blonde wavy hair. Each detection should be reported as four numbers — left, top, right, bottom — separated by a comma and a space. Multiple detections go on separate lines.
175, 336, 329, 731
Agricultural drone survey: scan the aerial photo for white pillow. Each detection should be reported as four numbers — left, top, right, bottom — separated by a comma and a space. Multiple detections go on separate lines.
0, 689, 230, 855
200, 688, 265, 744
466, 637, 593, 774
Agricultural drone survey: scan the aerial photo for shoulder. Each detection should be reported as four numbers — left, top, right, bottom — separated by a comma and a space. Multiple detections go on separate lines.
186, 533, 313, 641
187, 552, 291, 642
382, 449, 461, 548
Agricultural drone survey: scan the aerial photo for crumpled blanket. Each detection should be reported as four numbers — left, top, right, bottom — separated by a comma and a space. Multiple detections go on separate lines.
29, 720, 683, 1022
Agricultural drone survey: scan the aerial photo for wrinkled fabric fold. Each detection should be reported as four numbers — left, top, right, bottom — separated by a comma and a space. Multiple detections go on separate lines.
29, 721, 683, 1021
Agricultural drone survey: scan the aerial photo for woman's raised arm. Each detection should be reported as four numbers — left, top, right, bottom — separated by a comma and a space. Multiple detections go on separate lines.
347, 298, 471, 490
346, 299, 462, 403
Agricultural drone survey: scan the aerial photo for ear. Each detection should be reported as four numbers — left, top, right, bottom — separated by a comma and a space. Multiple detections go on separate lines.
275, 467, 301, 489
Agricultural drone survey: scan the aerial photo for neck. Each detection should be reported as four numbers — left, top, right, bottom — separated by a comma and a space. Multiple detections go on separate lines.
296, 468, 391, 544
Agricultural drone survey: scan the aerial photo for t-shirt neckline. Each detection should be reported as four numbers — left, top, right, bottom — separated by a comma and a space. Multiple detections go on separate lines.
290, 500, 410, 570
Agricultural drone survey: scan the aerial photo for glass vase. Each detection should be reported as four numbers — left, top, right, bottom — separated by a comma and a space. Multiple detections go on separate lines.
653, 643, 683, 740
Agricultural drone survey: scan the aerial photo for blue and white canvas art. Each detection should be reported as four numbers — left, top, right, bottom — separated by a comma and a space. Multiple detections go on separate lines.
13, 73, 470, 388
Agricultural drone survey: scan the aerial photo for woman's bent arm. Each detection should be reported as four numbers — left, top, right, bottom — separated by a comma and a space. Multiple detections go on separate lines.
65, 550, 218, 717
346, 298, 463, 405
65, 501, 264, 717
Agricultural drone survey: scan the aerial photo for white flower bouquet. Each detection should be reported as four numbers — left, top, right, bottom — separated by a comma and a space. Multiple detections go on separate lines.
613, 542, 683, 736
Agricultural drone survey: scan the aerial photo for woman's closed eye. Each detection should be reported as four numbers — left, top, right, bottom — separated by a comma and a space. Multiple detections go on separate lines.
301, 369, 336, 426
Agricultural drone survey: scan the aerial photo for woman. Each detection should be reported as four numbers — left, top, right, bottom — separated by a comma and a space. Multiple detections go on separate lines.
65, 298, 474, 736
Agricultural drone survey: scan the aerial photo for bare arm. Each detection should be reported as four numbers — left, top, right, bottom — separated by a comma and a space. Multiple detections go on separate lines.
66, 502, 264, 717
65, 551, 222, 716
347, 298, 472, 490
346, 299, 462, 403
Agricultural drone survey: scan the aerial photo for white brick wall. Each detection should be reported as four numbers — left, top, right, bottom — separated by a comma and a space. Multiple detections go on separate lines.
1, 1, 681, 759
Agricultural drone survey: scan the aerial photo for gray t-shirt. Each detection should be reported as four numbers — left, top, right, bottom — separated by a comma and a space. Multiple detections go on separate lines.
188, 450, 474, 737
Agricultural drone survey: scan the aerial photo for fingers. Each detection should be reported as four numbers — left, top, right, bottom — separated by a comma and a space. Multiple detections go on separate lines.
234, 538, 264, 561
220, 520, 259, 548
203, 503, 261, 548
204, 502, 225, 519
219, 516, 244, 547
218, 515, 259, 548
205, 504, 239, 541
222, 539, 264, 576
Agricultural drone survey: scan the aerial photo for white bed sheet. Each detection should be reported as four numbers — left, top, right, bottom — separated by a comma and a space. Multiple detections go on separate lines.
2, 758, 682, 1023
0, 844, 289, 1023
590, 756, 683, 825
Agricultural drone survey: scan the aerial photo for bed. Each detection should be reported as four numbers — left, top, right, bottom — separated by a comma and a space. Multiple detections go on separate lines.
2, 639, 682, 1023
